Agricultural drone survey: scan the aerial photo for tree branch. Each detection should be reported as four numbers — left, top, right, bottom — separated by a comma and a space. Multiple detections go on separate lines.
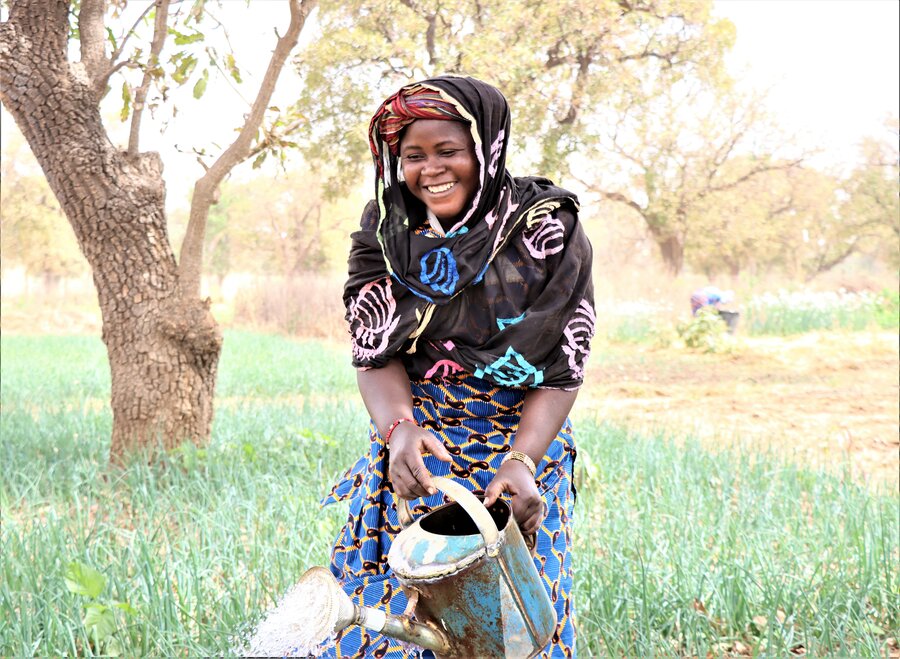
246, 116, 306, 161
178, 0, 316, 296
704, 158, 805, 197
599, 190, 647, 219
98, 58, 141, 89
79, 0, 111, 97
128, 0, 170, 156
1, 0, 69, 75
109, 1, 157, 64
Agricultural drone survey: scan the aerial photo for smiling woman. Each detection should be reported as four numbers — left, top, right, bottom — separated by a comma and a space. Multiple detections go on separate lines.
312, 76, 596, 658
399, 120, 479, 229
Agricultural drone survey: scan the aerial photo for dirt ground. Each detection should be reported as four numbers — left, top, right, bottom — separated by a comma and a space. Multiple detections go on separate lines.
580, 331, 899, 492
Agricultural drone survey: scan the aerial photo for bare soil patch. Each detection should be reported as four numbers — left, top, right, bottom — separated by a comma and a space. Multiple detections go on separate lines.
580, 332, 899, 491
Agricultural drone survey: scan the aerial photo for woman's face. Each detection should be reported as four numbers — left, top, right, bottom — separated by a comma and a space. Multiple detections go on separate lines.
399, 119, 479, 225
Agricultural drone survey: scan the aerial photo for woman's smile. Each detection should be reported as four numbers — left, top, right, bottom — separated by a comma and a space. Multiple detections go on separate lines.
425, 182, 456, 194
399, 119, 479, 229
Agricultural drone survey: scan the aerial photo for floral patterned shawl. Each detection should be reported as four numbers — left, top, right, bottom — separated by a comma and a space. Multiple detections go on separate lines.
344, 76, 595, 390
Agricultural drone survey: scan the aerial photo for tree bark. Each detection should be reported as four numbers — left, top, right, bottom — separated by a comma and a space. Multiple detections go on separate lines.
601, 190, 686, 275
654, 233, 684, 276
1, 0, 221, 461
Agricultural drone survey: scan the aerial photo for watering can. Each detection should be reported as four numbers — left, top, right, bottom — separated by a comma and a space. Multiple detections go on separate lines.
297, 477, 556, 657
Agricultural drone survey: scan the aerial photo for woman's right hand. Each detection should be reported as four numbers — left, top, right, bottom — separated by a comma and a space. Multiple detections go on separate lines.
387, 422, 452, 499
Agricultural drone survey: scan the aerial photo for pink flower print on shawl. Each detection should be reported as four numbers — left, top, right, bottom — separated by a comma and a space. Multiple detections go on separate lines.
484, 185, 514, 230
562, 299, 596, 380
523, 214, 566, 259
348, 276, 401, 362
424, 359, 465, 379
487, 129, 505, 178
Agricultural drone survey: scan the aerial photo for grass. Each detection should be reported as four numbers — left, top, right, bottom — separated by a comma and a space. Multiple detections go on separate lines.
1, 332, 898, 657
740, 289, 899, 337
594, 289, 900, 345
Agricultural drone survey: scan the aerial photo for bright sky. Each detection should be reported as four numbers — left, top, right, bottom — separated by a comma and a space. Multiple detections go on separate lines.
2, 0, 898, 206
713, 0, 899, 169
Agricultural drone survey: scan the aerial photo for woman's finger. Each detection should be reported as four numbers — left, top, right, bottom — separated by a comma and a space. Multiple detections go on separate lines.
391, 456, 428, 499
422, 435, 453, 462
395, 437, 437, 497
483, 475, 516, 507
407, 451, 437, 496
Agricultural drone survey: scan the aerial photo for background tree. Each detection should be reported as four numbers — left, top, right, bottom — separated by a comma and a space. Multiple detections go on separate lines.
291, 0, 734, 192
0, 127, 87, 286
204, 172, 361, 279
595, 84, 805, 274
836, 119, 900, 271
685, 165, 837, 278
0, 0, 316, 461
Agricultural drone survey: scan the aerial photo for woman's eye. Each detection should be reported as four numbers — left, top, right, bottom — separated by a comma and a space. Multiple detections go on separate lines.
403, 153, 424, 162
440, 150, 459, 157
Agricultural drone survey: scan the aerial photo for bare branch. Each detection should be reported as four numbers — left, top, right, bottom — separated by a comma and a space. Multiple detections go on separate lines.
109, 2, 156, 63
704, 157, 805, 197
599, 190, 648, 218
97, 57, 141, 90
128, 0, 170, 156
178, 0, 316, 296
557, 47, 594, 125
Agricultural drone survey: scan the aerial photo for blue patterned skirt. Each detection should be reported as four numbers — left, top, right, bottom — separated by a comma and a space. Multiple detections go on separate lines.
318, 375, 577, 658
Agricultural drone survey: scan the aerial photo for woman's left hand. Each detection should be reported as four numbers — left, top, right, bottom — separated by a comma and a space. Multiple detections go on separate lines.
483, 461, 544, 536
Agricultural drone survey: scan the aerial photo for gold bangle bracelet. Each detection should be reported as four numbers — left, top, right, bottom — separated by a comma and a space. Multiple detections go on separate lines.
502, 450, 537, 477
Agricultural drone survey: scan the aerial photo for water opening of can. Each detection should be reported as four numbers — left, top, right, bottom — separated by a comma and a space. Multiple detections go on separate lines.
419, 498, 510, 536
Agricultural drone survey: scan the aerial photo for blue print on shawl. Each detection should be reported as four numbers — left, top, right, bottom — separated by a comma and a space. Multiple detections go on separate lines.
474, 346, 544, 387
420, 247, 459, 295
392, 272, 434, 303
496, 312, 526, 331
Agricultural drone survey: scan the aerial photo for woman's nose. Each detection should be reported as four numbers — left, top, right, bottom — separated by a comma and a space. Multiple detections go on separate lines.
421, 157, 445, 176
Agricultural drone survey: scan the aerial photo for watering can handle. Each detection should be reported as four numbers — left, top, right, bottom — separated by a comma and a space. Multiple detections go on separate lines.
397, 477, 501, 551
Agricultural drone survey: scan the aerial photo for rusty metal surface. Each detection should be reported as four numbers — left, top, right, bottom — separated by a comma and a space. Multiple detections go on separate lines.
386, 496, 556, 658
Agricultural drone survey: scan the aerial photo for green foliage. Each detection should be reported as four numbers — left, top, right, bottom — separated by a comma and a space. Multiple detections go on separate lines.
64, 561, 136, 656
2, 332, 897, 656
872, 288, 900, 329
192, 67, 209, 99
688, 164, 840, 279
65, 561, 106, 598
599, 83, 806, 276
838, 120, 900, 270
204, 173, 364, 277
119, 81, 131, 121
0, 126, 88, 279
686, 118, 899, 279
677, 307, 729, 352
743, 289, 898, 336
292, 0, 734, 194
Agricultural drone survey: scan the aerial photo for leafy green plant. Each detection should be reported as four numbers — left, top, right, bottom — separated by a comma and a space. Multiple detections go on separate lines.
65, 561, 136, 656
872, 288, 900, 329
676, 308, 729, 352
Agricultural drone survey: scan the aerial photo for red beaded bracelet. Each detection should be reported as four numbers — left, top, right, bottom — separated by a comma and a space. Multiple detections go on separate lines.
384, 417, 416, 444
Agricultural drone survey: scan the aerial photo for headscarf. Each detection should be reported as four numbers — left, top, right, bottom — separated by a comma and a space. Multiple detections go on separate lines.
369, 83, 467, 156
345, 75, 595, 389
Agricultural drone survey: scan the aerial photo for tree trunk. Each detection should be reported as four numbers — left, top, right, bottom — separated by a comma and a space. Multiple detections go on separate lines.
646, 227, 684, 276
0, 0, 222, 462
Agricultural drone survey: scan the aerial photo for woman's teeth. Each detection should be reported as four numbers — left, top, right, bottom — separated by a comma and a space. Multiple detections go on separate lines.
426, 182, 454, 194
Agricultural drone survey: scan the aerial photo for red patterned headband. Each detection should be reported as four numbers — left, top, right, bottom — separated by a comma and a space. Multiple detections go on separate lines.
370, 84, 467, 156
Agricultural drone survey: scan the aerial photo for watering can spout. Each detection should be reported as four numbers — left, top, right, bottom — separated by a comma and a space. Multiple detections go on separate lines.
296, 567, 451, 655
